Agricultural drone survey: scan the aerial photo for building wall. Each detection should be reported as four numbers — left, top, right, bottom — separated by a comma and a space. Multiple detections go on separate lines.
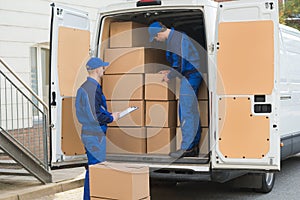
0, 0, 124, 86
0, 0, 127, 130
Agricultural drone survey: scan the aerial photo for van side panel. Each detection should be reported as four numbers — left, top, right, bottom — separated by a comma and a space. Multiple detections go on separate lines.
279, 25, 300, 158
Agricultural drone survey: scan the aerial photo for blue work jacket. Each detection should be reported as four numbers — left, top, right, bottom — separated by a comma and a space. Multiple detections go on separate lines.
166, 28, 201, 79
75, 77, 113, 134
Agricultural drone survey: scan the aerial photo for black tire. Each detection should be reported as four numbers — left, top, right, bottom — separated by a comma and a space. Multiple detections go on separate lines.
255, 172, 275, 193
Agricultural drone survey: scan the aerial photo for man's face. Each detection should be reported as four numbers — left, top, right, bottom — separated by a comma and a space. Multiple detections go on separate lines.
96, 66, 105, 77
154, 32, 166, 42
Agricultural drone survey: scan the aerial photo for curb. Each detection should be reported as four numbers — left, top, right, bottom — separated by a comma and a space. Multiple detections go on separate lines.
0, 177, 84, 200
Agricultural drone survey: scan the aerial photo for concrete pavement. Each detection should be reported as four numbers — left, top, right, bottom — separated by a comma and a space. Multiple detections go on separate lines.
0, 166, 85, 200
32, 187, 84, 200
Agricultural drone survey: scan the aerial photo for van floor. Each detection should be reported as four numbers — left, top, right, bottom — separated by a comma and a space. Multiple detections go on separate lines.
107, 153, 209, 164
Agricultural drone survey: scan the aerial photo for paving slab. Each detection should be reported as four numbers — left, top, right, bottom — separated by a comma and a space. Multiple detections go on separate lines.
0, 167, 85, 200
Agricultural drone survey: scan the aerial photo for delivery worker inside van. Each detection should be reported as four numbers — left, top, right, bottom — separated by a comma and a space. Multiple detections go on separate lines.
75, 57, 120, 200
148, 22, 202, 158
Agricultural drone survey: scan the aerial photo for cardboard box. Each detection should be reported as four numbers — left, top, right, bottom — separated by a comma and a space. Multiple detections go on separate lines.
104, 47, 168, 74
110, 21, 148, 48
102, 74, 144, 100
145, 74, 175, 100
175, 73, 208, 100
177, 100, 208, 127
106, 127, 146, 154
198, 73, 208, 100
107, 101, 145, 127
91, 197, 151, 200
89, 162, 149, 200
147, 128, 176, 154
176, 127, 209, 154
175, 77, 181, 100
146, 101, 176, 127
199, 128, 209, 154
199, 100, 209, 127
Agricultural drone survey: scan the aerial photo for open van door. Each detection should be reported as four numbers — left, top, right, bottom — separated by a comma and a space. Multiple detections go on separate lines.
49, 3, 90, 166
213, 0, 280, 171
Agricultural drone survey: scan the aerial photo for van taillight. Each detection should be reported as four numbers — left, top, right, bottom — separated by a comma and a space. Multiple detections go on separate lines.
136, 0, 161, 7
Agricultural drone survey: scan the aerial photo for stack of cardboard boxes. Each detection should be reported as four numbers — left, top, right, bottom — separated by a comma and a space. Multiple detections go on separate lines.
145, 73, 177, 154
103, 21, 208, 155
103, 21, 173, 155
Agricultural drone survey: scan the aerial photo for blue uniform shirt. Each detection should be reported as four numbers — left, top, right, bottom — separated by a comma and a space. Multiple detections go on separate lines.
166, 28, 201, 79
75, 77, 113, 134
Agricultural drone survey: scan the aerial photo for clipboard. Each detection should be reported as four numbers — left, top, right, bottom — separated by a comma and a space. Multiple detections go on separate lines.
119, 106, 139, 119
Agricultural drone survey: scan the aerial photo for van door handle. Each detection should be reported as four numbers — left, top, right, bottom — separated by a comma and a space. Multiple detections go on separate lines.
51, 92, 57, 106
280, 95, 291, 100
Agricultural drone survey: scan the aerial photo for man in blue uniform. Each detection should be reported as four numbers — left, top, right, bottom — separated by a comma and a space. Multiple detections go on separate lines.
75, 57, 120, 200
148, 22, 202, 158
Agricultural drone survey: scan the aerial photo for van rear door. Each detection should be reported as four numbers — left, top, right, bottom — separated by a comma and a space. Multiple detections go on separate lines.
49, 4, 90, 166
213, 0, 280, 170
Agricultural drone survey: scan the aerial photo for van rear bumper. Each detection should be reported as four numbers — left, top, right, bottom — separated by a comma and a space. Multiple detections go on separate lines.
151, 169, 212, 182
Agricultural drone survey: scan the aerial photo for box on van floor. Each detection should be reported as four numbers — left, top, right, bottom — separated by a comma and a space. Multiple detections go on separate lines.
176, 127, 209, 154
106, 127, 146, 154
146, 127, 176, 154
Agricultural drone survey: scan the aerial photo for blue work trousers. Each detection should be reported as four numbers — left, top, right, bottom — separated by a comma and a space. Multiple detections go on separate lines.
179, 75, 202, 150
81, 133, 106, 200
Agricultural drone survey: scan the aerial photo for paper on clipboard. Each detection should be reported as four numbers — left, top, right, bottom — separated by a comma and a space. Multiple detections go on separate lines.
119, 106, 139, 119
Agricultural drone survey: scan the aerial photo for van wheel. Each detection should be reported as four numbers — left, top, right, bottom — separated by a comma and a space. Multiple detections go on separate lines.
255, 172, 275, 193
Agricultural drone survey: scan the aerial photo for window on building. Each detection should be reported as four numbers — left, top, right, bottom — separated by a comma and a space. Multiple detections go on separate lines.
30, 43, 50, 108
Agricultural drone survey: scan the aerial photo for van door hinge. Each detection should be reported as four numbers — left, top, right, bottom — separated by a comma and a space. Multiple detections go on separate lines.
56, 8, 63, 16
265, 2, 274, 10
208, 43, 215, 53
89, 48, 94, 56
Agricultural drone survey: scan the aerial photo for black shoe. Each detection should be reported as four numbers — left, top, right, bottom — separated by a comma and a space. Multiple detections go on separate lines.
184, 146, 199, 157
169, 149, 185, 158
169, 147, 199, 158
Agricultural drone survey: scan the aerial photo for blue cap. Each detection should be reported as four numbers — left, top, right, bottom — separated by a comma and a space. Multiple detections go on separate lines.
86, 57, 109, 70
148, 22, 163, 42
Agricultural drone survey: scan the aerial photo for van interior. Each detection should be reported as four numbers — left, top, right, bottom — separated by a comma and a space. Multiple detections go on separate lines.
98, 9, 210, 164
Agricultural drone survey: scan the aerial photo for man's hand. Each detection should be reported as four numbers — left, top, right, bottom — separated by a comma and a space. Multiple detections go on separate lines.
111, 112, 120, 121
159, 70, 170, 75
159, 70, 170, 83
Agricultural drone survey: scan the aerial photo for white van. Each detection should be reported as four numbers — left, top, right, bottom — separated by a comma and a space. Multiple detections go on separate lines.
49, 0, 300, 193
